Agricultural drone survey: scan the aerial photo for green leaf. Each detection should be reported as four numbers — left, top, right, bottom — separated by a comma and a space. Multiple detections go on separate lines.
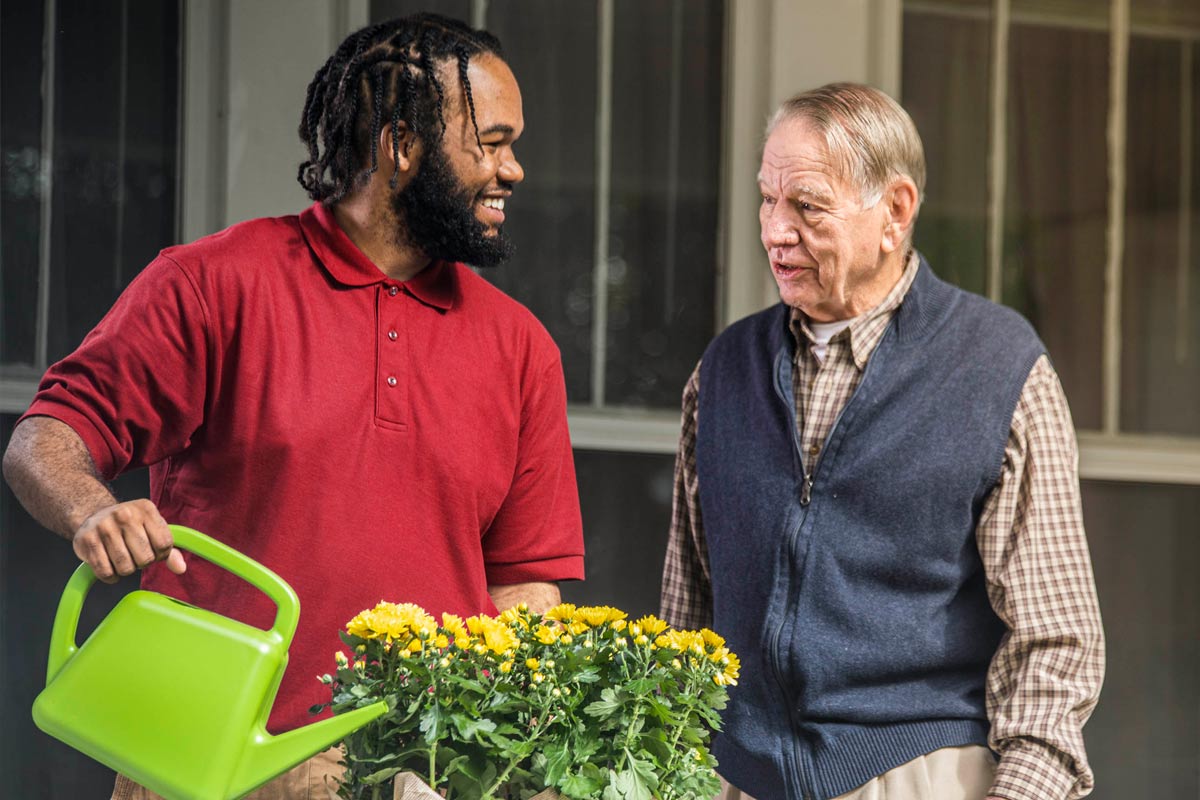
360, 766, 403, 785
541, 742, 574, 786
626, 679, 660, 695
560, 763, 607, 798
573, 667, 602, 684
601, 771, 624, 800
451, 714, 498, 741
419, 704, 441, 744
602, 768, 652, 800
619, 767, 653, 800
583, 687, 624, 718
639, 736, 672, 766
629, 755, 659, 791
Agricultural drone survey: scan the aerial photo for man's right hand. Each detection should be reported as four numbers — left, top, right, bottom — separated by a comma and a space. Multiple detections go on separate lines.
74, 499, 187, 583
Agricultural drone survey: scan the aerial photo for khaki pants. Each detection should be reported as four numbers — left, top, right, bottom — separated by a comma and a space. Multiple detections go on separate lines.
719, 745, 997, 800
111, 747, 344, 800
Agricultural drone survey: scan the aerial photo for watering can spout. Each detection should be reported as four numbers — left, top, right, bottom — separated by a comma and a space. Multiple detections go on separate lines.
231, 701, 388, 798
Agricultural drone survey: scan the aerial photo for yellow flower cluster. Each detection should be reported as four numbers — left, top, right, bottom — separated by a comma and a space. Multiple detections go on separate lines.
542, 603, 626, 627
340, 601, 740, 686
329, 599, 739, 800
466, 614, 520, 655
346, 601, 437, 643
654, 627, 741, 686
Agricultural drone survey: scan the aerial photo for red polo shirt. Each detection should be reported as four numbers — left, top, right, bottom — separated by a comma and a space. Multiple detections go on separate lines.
24, 202, 584, 731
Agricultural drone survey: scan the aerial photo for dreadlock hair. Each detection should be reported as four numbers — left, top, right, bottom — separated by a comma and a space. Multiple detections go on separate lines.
297, 13, 504, 204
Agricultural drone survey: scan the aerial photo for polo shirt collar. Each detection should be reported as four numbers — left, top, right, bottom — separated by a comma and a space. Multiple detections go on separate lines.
299, 201, 456, 311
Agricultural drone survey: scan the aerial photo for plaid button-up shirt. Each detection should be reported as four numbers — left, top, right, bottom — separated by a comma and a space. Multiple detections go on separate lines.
661, 255, 1105, 800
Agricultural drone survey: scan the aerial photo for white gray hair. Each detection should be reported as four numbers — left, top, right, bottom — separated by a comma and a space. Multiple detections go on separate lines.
766, 82, 926, 212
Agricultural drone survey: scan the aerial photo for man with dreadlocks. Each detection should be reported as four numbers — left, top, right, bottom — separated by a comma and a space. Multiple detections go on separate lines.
4, 14, 584, 798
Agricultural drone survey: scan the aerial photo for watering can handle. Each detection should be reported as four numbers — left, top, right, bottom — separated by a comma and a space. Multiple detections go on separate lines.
45, 525, 301, 685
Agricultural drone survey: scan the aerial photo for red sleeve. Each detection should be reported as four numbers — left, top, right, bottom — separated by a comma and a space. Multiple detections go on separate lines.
481, 343, 585, 585
20, 255, 210, 479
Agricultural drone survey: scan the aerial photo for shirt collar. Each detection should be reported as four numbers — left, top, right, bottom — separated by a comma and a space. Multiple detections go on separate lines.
789, 249, 920, 370
298, 201, 456, 311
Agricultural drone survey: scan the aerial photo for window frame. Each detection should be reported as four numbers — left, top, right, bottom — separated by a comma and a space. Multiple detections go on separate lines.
902, 0, 1200, 486
4, 0, 1196, 486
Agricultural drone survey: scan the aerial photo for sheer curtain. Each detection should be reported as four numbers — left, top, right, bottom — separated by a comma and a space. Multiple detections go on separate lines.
902, 3, 1200, 797
1004, 21, 1109, 429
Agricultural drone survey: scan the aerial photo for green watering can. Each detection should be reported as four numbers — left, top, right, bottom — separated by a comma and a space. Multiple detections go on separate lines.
32, 525, 387, 800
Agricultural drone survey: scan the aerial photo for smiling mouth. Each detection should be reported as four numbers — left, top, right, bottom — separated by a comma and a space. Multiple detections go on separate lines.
479, 196, 507, 227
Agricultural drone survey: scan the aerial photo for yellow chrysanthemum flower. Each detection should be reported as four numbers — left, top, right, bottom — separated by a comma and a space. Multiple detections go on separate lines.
466, 615, 519, 655
441, 613, 470, 648
345, 612, 373, 639
722, 651, 741, 685
543, 603, 577, 623
384, 602, 437, 639
433, 634, 450, 649
345, 601, 437, 643
655, 630, 705, 654
636, 615, 670, 637
699, 628, 726, 651
576, 605, 628, 627
497, 606, 531, 629
533, 625, 561, 645
566, 620, 590, 636
575, 606, 609, 627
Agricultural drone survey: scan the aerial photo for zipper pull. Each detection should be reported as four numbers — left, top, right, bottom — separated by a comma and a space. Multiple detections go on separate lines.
800, 473, 813, 506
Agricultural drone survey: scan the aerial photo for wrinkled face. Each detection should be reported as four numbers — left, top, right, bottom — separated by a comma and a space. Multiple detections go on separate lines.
758, 118, 889, 322
394, 53, 525, 267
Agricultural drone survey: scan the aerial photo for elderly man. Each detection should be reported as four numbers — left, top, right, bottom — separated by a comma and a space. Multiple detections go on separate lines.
661, 83, 1104, 800
4, 13, 583, 798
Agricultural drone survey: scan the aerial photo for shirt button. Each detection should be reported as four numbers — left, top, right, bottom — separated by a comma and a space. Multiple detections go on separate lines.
809, 444, 820, 456
388, 286, 399, 296
386, 376, 397, 387
387, 330, 398, 341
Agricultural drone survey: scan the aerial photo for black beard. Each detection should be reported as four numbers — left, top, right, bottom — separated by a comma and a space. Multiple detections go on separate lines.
391, 144, 514, 268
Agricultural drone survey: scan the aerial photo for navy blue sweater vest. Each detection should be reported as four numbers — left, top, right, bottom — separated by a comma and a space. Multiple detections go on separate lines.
696, 260, 1045, 800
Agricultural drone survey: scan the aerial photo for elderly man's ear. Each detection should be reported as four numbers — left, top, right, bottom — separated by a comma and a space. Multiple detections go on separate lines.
880, 177, 920, 254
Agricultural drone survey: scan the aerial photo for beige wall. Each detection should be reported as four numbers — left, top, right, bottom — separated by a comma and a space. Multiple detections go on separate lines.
181, 0, 369, 242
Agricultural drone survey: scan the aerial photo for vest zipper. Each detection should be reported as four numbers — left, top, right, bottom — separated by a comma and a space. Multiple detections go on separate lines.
772, 350, 817, 799
767, 329, 895, 800
767, 511, 812, 800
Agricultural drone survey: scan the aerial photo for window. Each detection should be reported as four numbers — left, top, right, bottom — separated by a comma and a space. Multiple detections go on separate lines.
0, 3, 181, 794
903, 0, 1200, 446
1, 0, 180, 400
902, 2, 1200, 794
